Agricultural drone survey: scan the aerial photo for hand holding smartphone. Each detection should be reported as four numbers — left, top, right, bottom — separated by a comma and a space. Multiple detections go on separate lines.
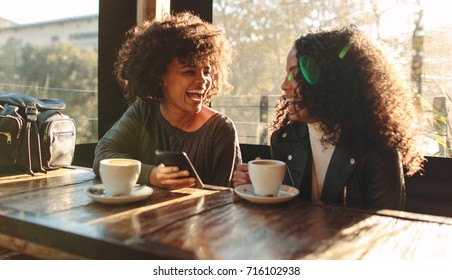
155, 150, 204, 189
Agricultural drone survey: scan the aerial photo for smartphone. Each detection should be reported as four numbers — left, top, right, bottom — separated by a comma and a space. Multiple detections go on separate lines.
155, 150, 204, 189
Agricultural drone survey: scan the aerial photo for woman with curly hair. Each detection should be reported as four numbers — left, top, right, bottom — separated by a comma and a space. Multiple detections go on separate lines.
233, 26, 424, 210
94, 12, 241, 188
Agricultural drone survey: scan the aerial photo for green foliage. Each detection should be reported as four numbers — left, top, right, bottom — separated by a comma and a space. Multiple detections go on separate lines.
0, 38, 98, 144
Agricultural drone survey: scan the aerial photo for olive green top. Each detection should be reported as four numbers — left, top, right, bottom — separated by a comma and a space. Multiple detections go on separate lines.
93, 99, 241, 187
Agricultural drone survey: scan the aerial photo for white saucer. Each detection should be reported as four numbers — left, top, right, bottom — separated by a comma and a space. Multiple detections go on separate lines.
234, 184, 299, 204
84, 185, 153, 205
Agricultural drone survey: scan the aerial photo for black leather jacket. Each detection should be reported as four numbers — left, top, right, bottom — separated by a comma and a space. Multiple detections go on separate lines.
271, 122, 405, 210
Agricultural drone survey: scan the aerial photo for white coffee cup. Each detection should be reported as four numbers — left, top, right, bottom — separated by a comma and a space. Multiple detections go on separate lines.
248, 159, 286, 196
99, 158, 141, 196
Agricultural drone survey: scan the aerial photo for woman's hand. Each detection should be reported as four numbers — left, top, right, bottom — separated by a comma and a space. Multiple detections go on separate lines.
232, 163, 251, 187
233, 157, 261, 187
150, 163, 196, 188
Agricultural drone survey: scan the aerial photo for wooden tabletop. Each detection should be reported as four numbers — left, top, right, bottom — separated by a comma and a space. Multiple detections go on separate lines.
0, 167, 451, 260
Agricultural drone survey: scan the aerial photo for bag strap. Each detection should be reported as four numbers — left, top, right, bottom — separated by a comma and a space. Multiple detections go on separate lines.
0, 92, 66, 111
24, 102, 46, 176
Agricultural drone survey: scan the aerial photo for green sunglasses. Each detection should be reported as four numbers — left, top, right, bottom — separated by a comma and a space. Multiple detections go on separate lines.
285, 56, 320, 85
288, 43, 352, 85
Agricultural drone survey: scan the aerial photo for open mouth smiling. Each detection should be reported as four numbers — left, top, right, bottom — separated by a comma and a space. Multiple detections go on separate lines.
187, 89, 205, 102
285, 97, 302, 106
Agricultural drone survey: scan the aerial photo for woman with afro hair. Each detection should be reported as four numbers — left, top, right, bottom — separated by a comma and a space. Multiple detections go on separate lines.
94, 12, 241, 188
234, 26, 424, 210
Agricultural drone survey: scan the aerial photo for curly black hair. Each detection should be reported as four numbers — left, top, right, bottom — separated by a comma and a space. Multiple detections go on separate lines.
270, 26, 424, 176
114, 12, 233, 104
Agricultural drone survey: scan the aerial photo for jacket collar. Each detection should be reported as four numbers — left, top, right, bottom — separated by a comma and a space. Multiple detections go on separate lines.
281, 122, 356, 202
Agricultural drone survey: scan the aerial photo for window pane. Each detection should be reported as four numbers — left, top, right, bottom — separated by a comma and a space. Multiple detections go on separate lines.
212, 0, 452, 158
0, 0, 99, 144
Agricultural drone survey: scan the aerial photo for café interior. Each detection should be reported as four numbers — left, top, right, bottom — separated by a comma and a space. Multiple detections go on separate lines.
0, 0, 451, 260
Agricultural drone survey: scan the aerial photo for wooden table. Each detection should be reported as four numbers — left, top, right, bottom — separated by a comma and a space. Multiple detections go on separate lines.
0, 167, 451, 260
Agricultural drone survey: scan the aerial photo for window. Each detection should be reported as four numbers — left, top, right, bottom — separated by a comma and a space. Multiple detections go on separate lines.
211, 0, 452, 158
0, 0, 99, 144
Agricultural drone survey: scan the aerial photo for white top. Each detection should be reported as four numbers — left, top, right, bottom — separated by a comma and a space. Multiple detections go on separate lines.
308, 122, 336, 201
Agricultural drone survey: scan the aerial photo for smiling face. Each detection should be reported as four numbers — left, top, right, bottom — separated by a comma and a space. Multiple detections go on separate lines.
281, 46, 318, 123
161, 57, 212, 115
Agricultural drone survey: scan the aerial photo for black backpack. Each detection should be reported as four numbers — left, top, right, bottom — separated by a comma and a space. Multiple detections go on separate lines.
0, 92, 76, 175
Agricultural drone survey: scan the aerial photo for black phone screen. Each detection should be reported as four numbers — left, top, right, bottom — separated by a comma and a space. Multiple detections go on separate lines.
155, 150, 204, 188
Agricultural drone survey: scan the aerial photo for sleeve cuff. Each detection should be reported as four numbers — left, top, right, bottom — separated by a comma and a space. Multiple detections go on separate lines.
138, 163, 154, 185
